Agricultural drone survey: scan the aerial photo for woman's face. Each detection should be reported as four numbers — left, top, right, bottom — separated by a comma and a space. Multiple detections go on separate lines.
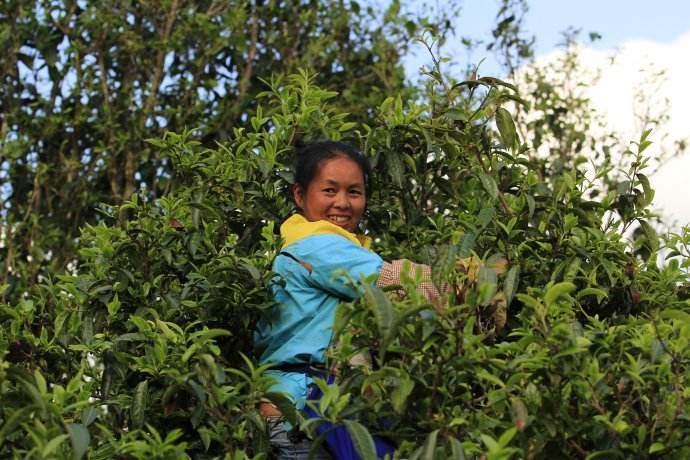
293, 155, 366, 233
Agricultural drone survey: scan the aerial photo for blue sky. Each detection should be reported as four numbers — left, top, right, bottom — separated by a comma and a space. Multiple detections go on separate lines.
421, 0, 690, 76
464, 0, 690, 48
521, 0, 690, 51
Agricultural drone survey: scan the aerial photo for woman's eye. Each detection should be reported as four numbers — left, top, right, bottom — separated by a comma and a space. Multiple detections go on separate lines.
349, 189, 363, 196
323, 188, 336, 194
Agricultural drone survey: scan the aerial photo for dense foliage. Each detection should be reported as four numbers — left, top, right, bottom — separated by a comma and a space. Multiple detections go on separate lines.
2, 1, 690, 459
1, 0, 451, 299
2, 65, 690, 458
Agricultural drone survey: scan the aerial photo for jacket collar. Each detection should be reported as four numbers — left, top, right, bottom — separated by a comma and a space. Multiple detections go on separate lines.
280, 214, 371, 249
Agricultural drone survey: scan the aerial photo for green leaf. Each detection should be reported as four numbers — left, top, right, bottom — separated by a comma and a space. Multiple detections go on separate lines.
478, 266, 498, 306
189, 328, 232, 342
131, 380, 148, 429
585, 449, 626, 459
155, 319, 180, 342
649, 442, 665, 454
343, 420, 377, 459
496, 107, 518, 150
446, 108, 468, 121
67, 423, 90, 460
107, 294, 121, 317
479, 76, 518, 92
660, 309, 690, 324
576, 287, 608, 302
504, 265, 520, 305
636, 173, 655, 206
199, 428, 211, 451
34, 369, 48, 396
0, 406, 35, 441
421, 429, 439, 460
182, 343, 200, 363
510, 397, 528, 431
480, 433, 499, 451
114, 332, 147, 342
43, 434, 69, 457
81, 407, 97, 427
241, 262, 261, 281
391, 373, 415, 413
363, 284, 395, 349
387, 151, 405, 187
477, 369, 505, 388
264, 392, 300, 426
544, 282, 576, 306
459, 232, 477, 258
448, 435, 467, 460
479, 173, 499, 199
477, 206, 496, 228
526, 194, 536, 218
498, 426, 517, 447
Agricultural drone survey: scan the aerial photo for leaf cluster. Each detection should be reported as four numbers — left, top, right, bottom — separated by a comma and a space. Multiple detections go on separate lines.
1, 62, 689, 460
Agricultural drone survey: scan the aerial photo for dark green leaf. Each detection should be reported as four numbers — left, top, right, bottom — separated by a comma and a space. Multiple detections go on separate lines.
131, 380, 148, 429
504, 265, 520, 305
448, 435, 467, 460
421, 429, 439, 460
496, 107, 518, 150
67, 423, 90, 460
479, 173, 499, 199
343, 420, 377, 459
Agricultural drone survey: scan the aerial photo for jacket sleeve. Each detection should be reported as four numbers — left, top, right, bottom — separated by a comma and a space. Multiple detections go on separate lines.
288, 234, 383, 301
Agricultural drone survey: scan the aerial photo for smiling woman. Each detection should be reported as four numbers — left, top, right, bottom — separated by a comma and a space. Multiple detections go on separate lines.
254, 141, 441, 459
293, 154, 367, 233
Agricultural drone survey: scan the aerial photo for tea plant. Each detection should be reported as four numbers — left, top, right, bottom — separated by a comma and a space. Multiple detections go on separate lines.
1, 69, 689, 459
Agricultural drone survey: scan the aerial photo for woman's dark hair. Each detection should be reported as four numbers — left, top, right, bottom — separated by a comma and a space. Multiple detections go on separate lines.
293, 141, 371, 191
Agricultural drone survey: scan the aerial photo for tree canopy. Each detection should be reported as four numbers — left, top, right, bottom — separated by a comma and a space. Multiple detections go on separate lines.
1, 0, 450, 298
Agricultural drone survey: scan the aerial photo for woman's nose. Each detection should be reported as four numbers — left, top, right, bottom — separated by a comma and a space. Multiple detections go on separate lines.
333, 192, 351, 209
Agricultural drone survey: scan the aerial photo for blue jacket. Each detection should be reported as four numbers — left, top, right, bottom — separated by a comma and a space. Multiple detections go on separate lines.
255, 214, 383, 408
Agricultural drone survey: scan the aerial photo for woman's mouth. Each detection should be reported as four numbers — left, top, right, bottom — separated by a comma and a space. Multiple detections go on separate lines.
327, 215, 351, 225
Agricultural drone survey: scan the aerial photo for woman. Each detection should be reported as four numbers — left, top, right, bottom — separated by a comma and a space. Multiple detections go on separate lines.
254, 141, 440, 459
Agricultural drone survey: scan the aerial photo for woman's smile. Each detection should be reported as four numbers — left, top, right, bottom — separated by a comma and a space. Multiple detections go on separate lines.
327, 215, 351, 225
293, 155, 366, 233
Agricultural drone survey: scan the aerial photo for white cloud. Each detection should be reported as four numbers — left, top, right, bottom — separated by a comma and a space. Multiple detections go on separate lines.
534, 32, 690, 230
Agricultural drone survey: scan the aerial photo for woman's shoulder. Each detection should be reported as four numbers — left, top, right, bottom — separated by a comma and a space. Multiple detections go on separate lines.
285, 233, 363, 254
280, 214, 372, 249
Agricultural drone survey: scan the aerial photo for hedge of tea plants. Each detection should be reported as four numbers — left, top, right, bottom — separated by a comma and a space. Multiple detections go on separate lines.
1, 71, 690, 459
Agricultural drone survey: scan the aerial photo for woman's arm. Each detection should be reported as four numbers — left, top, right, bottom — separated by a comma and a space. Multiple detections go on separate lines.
376, 259, 444, 305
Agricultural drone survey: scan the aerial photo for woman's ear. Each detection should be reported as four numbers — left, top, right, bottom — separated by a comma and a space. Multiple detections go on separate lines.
292, 183, 305, 211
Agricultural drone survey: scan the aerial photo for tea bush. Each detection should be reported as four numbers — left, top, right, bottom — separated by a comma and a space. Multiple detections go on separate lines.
1, 70, 690, 459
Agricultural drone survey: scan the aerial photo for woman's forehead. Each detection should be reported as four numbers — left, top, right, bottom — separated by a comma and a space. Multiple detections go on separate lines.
314, 156, 365, 183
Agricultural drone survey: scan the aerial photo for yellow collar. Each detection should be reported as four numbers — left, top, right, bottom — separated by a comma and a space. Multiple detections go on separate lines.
280, 214, 372, 249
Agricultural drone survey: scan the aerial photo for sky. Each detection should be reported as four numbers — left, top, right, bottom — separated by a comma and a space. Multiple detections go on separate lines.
406, 0, 690, 230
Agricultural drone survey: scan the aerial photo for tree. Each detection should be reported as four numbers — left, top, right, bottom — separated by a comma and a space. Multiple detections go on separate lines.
1, 0, 455, 302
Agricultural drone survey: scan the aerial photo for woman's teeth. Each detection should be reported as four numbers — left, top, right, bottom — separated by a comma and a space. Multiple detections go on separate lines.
328, 216, 349, 224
